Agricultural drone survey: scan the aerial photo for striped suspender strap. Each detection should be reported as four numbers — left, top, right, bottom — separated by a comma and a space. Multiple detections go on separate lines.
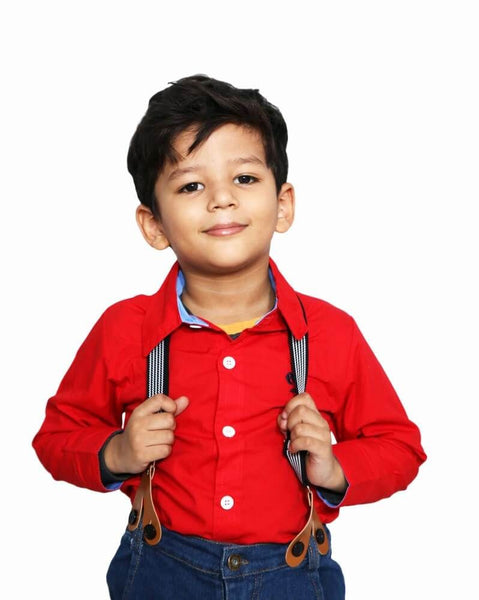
283, 331, 310, 486
147, 335, 170, 397
147, 323, 309, 487
127, 335, 171, 545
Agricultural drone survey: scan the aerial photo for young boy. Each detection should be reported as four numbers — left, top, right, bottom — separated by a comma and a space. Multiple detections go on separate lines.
33, 75, 426, 599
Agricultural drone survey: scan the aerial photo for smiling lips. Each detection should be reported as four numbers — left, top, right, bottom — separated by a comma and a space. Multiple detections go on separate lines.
204, 222, 247, 236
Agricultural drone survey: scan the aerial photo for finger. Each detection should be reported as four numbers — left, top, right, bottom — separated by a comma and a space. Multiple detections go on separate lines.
278, 393, 318, 433
289, 422, 330, 445
288, 434, 329, 456
142, 397, 189, 431
174, 396, 189, 416
287, 404, 328, 432
152, 394, 181, 414
143, 429, 175, 448
145, 412, 176, 431
280, 393, 317, 420
135, 394, 178, 416
277, 411, 288, 433
142, 443, 174, 463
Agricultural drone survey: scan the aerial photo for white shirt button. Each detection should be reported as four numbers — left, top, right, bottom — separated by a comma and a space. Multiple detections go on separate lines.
222, 356, 236, 369
220, 495, 235, 510
222, 426, 236, 438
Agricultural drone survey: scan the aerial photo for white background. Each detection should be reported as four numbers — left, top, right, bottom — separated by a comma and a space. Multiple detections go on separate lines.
1, 1, 477, 597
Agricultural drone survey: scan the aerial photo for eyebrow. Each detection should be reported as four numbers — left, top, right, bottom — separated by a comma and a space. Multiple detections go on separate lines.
167, 166, 201, 182
230, 155, 265, 167
167, 155, 266, 182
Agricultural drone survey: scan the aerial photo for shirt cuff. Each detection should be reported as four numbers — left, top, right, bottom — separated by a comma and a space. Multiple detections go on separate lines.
98, 431, 133, 490
316, 484, 348, 507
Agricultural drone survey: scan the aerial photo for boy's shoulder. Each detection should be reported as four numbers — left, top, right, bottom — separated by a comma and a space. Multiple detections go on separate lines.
100, 292, 154, 324
273, 260, 356, 340
97, 263, 179, 338
294, 291, 357, 341
93, 274, 179, 355
92, 291, 162, 345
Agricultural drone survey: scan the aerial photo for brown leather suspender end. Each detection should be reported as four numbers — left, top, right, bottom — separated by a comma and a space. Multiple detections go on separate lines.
127, 463, 162, 546
285, 487, 330, 567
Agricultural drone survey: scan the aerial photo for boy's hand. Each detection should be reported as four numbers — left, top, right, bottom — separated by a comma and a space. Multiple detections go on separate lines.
277, 393, 347, 493
104, 394, 189, 475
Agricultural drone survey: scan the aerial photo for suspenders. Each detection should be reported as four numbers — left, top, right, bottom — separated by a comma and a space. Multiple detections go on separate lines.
285, 332, 309, 486
146, 330, 310, 486
128, 312, 330, 563
147, 335, 170, 398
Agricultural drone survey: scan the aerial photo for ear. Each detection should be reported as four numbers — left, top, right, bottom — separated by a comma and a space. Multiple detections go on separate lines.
135, 204, 170, 250
275, 183, 295, 233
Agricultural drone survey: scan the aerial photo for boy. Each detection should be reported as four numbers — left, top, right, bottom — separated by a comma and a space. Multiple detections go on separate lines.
33, 75, 426, 599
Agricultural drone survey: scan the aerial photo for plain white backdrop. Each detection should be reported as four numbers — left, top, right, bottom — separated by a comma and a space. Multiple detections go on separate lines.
1, 1, 477, 597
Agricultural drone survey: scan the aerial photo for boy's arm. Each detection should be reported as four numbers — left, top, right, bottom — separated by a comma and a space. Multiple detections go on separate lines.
280, 316, 426, 509
32, 311, 125, 492
330, 320, 426, 507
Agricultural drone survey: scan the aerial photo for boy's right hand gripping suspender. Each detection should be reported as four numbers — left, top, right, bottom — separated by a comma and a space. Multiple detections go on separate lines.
126, 336, 170, 545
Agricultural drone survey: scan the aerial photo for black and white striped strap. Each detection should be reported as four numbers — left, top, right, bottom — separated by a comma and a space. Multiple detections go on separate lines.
283, 332, 310, 486
147, 335, 170, 397
147, 329, 309, 487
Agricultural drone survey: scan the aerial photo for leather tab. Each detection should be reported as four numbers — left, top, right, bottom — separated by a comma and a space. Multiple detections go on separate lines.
141, 463, 162, 545
312, 504, 329, 556
127, 471, 148, 532
285, 487, 330, 567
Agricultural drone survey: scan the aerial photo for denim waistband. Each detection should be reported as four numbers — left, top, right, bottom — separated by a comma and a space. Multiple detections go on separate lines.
147, 526, 325, 579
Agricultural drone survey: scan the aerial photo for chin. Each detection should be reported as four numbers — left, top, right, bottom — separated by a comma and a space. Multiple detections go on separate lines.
208, 254, 268, 275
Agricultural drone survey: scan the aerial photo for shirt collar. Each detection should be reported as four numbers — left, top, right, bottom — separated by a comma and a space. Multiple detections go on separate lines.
269, 258, 308, 340
175, 268, 278, 329
142, 258, 307, 356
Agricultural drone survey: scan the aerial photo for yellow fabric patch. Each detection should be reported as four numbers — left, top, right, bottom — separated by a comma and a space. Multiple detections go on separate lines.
217, 317, 261, 335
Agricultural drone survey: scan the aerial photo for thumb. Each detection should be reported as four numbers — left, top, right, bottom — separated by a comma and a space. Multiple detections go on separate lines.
174, 395, 189, 416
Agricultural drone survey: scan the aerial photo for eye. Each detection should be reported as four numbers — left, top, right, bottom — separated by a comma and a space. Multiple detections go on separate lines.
179, 182, 204, 193
234, 175, 258, 185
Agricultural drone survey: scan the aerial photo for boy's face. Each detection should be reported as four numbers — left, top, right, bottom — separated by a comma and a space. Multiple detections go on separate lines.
137, 123, 294, 277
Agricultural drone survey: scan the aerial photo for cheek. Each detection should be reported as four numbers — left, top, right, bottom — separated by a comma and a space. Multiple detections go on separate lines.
159, 205, 191, 234
256, 203, 281, 227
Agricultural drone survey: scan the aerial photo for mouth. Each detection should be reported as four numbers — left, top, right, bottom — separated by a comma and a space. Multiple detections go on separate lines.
203, 222, 248, 237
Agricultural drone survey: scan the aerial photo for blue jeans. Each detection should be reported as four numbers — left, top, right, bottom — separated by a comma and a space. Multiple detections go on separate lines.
107, 525, 345, 599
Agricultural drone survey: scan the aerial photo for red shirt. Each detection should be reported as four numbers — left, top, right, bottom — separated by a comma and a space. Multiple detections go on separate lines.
33, 260, 426, 544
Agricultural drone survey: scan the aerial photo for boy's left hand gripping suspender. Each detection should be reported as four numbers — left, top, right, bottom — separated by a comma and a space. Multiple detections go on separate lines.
127, 320, 329, 563
126, 337, 170, 545
284, 331, 330, 566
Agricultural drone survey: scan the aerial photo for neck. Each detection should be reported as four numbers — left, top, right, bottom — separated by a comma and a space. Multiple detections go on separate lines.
180, 261, 275, 325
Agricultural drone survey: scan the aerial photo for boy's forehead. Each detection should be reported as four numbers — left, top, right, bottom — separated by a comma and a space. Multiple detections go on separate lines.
170, 123, 265, 163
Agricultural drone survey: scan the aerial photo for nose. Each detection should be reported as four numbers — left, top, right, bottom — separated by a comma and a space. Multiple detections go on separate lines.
207, 185, 238, 212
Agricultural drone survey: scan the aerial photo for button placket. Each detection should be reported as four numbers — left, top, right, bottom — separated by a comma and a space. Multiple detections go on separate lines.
214, 348, 242, 536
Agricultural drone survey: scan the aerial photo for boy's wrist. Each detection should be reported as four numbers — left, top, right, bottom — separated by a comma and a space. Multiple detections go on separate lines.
102, 431, 126, 475
99, 431, 132, 487
331, 459, 348, 492
317, 458, 347, 494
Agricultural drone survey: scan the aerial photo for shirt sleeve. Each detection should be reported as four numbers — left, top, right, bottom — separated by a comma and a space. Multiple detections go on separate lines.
330, 320, 426, 507
32, 312, 124, 492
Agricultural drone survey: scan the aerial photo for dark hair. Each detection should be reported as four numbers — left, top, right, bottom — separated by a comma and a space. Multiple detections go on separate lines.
127, 74, 289, 217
